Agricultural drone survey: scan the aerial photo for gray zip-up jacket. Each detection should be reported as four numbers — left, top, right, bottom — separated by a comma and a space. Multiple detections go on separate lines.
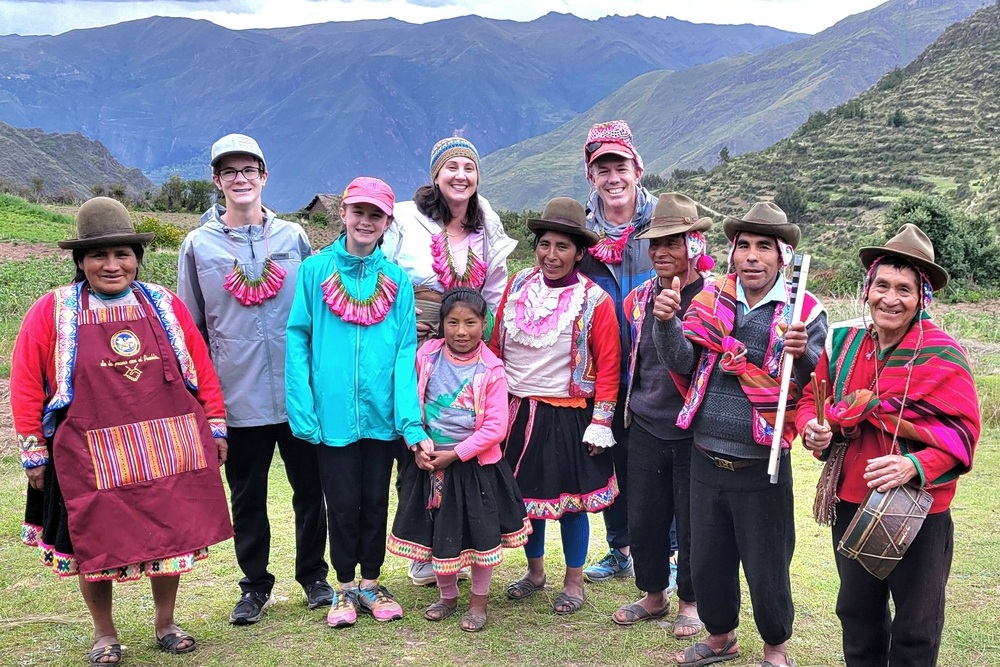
177, 204, 311, 427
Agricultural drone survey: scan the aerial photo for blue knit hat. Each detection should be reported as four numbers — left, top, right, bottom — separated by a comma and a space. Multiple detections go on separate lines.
429, 137, 480, 181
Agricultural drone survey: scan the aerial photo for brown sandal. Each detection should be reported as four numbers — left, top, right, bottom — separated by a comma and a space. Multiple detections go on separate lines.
613, 601, 670, 625
423, 599, 459, 621
460, 610, 487, 632
505, 575, 546, 600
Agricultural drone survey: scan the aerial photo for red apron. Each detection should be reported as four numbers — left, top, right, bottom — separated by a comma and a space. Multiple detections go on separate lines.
53, 287, 232, 574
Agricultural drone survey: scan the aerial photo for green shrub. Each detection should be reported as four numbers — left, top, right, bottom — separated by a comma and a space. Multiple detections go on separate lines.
135, 215, 184, 250
977, 376, 1000, 429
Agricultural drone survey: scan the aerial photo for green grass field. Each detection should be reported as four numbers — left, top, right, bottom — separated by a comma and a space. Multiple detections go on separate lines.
1, 440, 997, 667
1, 195, 998, 666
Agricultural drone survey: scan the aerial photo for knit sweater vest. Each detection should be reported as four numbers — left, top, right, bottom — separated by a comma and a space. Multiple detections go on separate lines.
692, 303, 780, 459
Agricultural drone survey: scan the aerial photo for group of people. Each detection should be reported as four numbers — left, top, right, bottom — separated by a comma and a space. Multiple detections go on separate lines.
11, 120, 980, 667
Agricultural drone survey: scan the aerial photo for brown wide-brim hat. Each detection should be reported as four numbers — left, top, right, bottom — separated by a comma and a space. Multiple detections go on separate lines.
859, 223, 949, 291
527, 197, 600, 248
58, 196, 154, 249
723, 201, 801, 248
636, 192, 713, 239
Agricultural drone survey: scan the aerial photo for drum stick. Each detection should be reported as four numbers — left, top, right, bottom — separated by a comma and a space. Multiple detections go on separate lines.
811, 373, 826, 426
768, 254, 811, 484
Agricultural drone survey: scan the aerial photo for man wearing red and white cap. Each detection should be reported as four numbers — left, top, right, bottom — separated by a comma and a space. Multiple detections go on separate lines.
178, 133, 332, 625
579, 120, 658, 585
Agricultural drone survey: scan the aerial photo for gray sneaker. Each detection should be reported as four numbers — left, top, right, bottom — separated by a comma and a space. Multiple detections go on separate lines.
409, 560, 471, 585
229, 591, 275, 625
409, 560, 436, 585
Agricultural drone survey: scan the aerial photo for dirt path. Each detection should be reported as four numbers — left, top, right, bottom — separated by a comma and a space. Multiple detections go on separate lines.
0, 241, 60, 261
0, 379, 12, 456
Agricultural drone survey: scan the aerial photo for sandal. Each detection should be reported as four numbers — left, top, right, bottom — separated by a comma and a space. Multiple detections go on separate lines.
613, 600, 670, 625
759, 660, 797, 667
676, 639, 739, 667
156, 631, 197, 655
89, 643, 122, 666
552, 590, 585, 615
506, 575, 546, 600
673, 613, 706, 638
423, 599, 459, 622
460, 610, 487, 632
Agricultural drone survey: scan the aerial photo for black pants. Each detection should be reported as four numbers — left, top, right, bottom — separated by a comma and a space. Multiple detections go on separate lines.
690, 449, 794, 645
316, 438, 397, 584
628, 424, 694, 600
833, 502, 953, 667
225, 423, 329, 594
601, 385, 630, 550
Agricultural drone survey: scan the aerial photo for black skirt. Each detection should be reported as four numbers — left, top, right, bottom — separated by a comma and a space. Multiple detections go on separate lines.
502, 397, 618, 521
388, 452, 530, 575
22, 442, 209, 581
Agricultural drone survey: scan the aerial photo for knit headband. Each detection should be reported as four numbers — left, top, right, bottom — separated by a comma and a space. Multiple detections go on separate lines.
430, 137, 480, 182
726, 232, 794, 270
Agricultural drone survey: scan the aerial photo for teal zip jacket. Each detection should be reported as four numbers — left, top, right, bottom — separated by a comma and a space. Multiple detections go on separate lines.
285, 237, 428, 447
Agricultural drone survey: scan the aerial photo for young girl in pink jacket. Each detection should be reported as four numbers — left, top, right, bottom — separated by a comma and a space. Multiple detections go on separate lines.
388, 287, 530, 632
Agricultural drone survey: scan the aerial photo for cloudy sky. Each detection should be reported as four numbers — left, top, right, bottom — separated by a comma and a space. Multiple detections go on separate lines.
0, 0, 887, 36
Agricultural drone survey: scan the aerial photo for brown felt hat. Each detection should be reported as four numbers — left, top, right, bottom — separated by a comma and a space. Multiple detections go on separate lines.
723, 201, 800, 248
58, 197, 154, 249
859, 223, 949, 291
527, 197, 600, 247
636, 192, 713, 240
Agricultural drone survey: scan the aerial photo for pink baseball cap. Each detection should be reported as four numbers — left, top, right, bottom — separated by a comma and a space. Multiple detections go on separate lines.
342, 177, 394, 217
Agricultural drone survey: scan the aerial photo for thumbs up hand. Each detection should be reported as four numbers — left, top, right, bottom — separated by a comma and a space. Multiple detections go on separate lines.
653, 276, 683, 321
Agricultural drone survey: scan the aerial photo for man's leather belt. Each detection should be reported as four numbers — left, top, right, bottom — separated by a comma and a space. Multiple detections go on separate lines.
695, 445, 767, 471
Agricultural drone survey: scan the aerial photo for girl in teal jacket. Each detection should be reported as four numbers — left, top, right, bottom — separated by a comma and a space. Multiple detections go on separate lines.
286, 177, 429, 628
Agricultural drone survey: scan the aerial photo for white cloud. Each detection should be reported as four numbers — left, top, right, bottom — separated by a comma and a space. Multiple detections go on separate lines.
0, 0, 887, 36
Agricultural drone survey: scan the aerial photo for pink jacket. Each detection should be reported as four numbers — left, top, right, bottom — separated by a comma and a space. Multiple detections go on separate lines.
415, 338, 509, 465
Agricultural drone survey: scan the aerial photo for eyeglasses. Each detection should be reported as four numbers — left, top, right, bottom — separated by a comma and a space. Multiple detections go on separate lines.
217, 166, 262, 181
585, 141, 604, 156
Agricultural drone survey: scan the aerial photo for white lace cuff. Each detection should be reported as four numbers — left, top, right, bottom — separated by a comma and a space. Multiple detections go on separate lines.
582, 423, 616, 449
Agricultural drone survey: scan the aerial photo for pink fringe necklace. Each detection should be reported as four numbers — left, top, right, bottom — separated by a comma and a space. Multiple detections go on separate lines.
321, 269, 399, 326
222, 224, 287, 307
430, 231, 487, 290
588, 224, 635, 265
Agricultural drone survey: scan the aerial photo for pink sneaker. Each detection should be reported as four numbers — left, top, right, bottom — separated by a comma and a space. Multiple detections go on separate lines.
357, 581, 403, 622
326, 585, 358, 628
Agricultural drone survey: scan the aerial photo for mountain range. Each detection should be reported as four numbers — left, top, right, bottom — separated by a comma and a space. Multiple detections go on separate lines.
669, 1, 1000, 235
0, 13, 801, 211
0, 121, 153, 200
483, 0, 992, 210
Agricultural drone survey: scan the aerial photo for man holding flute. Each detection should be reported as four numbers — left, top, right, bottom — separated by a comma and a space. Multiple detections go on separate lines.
652, 202, 827, 667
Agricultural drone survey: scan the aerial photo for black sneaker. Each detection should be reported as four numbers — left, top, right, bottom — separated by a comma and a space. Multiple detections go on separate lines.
304, 580, 335, 609
229, 591, 275, 625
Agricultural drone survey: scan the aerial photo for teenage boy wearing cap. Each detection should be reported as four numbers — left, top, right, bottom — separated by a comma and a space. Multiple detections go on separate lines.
612, 193, 714, 637
177, 134, 332, 625
652, 202, 827, 667
286, 177, 430, 627
579, 120, 656, 584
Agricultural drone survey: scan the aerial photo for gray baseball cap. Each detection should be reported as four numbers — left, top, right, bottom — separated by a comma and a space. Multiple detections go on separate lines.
211, 133, 266, 170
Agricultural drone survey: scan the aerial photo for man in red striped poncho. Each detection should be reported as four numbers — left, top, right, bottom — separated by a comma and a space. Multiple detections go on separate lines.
797, 224, 979, 667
